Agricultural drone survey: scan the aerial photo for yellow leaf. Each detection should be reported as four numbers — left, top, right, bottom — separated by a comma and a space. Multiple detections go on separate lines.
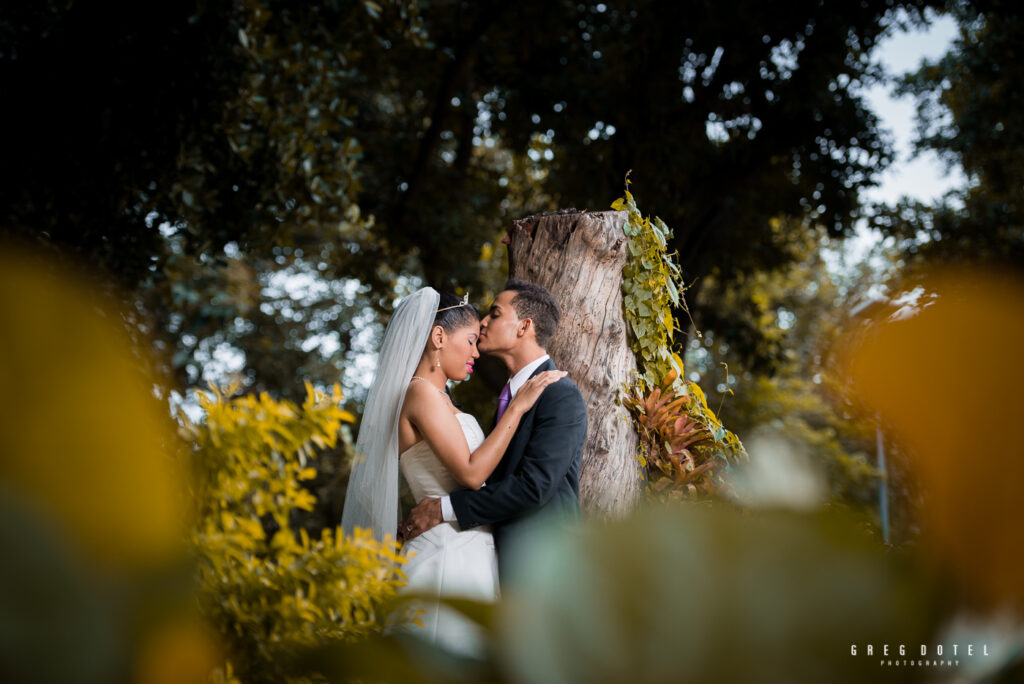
271, 529, 296, 551
294, 490, 316, 512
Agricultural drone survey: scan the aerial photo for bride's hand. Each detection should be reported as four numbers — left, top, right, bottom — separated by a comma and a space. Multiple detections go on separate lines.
508, 370, 567, 414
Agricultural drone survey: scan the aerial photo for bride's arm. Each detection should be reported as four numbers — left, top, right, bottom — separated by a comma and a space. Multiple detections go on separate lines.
406, 370, 566, 490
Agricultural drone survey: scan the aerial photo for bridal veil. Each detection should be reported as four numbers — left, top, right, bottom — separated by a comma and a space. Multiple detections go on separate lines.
341, 287, 440, 542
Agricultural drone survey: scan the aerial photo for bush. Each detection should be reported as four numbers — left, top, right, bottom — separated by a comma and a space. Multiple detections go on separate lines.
184, 383, 407, 684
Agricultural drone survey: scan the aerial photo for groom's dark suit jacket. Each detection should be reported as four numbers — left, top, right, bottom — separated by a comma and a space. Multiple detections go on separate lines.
449, 358, 587, 578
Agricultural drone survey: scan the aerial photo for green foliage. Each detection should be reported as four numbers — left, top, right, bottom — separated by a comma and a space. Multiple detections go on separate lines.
184, 383, 407, 684
502, 504, 942, 684
612, 177, 686, 389
725, 374, 881, 505
690, 225, 901, 523
0, 0, 427, 398
2, 0, 949, 402
614, 183, 746, 499
469, 0, 936, 364
872, 0, 1024, 267
683, 380, 747, 466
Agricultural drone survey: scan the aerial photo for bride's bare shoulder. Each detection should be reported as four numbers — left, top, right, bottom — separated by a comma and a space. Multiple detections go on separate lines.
402, 378, 446, 413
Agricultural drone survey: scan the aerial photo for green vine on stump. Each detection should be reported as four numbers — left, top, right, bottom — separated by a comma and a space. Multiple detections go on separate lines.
612, 175, 688, 390
613, 176, 746, 499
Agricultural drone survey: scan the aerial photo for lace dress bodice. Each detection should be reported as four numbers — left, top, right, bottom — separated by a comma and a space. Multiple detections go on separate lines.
399, 412, 486, 501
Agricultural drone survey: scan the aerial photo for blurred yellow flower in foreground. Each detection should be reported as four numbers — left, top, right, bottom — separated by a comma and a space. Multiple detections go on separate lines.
837, 267, 1024, 611
0, 248, 191, 569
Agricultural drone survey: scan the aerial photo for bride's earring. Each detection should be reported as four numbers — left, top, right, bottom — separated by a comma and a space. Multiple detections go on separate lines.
435, 350, 441, 367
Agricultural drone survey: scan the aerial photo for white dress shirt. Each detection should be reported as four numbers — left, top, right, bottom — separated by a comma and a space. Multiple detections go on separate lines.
440, 354, 550, 522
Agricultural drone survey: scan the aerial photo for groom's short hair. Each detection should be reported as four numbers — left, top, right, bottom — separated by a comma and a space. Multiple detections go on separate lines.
504, 278, 560, 348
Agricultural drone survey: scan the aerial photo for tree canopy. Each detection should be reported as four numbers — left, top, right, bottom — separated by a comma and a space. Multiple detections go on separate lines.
871, 0, 1024, 269
3, 0, 987, 397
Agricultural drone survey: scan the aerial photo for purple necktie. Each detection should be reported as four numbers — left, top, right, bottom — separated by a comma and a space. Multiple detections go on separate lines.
496, 382, 512, 423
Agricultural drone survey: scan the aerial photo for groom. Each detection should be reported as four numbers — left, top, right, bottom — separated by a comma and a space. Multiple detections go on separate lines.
401, 278, 588, 579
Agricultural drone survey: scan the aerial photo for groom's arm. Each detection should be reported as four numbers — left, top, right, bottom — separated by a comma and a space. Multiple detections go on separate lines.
449, 379, 586, 528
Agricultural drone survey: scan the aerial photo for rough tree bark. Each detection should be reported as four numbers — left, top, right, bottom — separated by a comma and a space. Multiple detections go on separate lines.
507, 209, 641, 517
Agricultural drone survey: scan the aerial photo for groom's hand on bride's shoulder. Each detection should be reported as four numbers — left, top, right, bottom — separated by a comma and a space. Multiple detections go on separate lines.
402, 497, 443, 541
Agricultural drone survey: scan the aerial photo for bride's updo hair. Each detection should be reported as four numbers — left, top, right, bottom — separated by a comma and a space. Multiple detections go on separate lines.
434, 292, 479, 332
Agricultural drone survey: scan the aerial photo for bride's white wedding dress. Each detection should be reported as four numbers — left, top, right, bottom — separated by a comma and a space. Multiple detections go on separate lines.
398, 412, 499, 656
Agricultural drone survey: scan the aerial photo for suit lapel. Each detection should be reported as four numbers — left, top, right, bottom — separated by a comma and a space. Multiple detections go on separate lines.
489, 358, 556, 430
488, 358, 557, 481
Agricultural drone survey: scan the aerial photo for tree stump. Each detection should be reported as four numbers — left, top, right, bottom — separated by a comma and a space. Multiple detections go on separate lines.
507, 209, 641, 517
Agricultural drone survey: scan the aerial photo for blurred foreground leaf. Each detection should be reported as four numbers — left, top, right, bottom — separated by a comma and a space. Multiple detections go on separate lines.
837, 267, 1024, 612
0, 249, 191, 570
297, 594, 498, 684
498, 504, 941, 684
0, 248, 213, 683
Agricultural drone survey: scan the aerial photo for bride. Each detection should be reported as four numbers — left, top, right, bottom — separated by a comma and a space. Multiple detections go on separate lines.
341, 287, 564, 655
